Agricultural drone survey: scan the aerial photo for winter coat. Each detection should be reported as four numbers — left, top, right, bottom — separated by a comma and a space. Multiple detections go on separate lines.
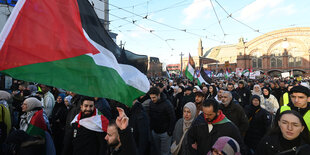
173, 92, 184, 120
50, 102, 68, 154
149, 94, 176, 135
129, 101, 158, 155
260, 94, 279, 115
5, 130, 45, 155
107, 127, 138, 155
244, 104, 271, 150
230, 89, 241, 102
187, 112, 246, 155
220, 100, 249, 136
51, 102, 68, 132
62, 95, 82, 155
172, 118, 191, 155
95, 98, 112, 120
236, 87, 252, 107
62, 122, 107, 155
255, 133, 309, 155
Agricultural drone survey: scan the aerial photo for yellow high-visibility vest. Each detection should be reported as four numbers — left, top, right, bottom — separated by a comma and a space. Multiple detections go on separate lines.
283, 92, 289, 106
280, 106, 310, 132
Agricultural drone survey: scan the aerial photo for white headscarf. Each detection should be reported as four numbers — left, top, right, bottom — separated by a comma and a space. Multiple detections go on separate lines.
24, 97, 43, 112
183, 102, 197, 132
252, 84, 261, 96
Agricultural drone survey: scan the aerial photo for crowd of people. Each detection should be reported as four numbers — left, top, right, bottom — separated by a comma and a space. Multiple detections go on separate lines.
0, 76, 310, 155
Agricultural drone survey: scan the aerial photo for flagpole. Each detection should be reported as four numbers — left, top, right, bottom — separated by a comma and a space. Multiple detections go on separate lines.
180, 52, 184, 77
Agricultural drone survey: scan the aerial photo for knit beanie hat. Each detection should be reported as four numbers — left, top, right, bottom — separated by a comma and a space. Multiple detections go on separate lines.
207, 136, 241, 155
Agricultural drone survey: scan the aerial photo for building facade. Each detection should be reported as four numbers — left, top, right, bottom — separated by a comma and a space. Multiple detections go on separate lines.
147, 57, 162, 77
203, 27, 310, 76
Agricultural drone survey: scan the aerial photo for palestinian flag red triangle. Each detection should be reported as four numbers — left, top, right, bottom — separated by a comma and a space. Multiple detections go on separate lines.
0, 0, 150, 106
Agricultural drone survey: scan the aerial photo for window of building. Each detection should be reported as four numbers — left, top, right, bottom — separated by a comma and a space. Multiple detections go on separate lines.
289, 57, 295, 67
296, 57, 301, 67
251, 51, 262, 68
277, 57, 282, 67
258, 58, 262, 68
252, 59, 257, 68
271, 58, 276, 68
270, 49, 283, 68
288, 57, 302, 67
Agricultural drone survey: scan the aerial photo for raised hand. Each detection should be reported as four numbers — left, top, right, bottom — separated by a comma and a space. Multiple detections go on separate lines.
116, 107, 129, 130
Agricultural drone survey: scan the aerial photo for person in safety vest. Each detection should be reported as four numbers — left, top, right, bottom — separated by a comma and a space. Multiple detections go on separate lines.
275, 85, 310, 133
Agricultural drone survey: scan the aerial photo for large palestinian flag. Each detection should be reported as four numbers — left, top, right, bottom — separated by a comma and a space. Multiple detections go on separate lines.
185, 54, 195, 81
0, 0, 150, 106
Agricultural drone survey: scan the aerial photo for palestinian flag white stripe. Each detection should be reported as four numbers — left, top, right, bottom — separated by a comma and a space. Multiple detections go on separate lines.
0, 0, 26, 49
71, 109, 109, 133
83, 30, 149, 93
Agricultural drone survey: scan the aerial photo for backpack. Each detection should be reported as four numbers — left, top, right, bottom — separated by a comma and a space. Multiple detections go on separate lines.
0, 104, 7, 143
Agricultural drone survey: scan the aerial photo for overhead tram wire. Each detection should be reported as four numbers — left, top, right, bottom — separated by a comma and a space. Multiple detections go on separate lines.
212, 0, 287, 41
108, 1, 151, 11
107, 11, 175, 52
201, 0, 257, 36
102, 1, 222, 43
109, 0, 190, 22
213, 0, 261, 34
209, 0, 226, 38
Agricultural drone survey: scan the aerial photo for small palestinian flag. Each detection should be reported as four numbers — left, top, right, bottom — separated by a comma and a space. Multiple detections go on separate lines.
185, 54, 195, 81
0, 0, 149, 107
71, 108, 109, 132
26, 109, 48, 137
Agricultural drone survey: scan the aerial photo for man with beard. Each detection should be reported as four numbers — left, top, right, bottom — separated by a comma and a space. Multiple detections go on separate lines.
62, 96, 109, 155
105, 107, 137, 155
187, 99, 246, 155
194, 91, 205, 117
220, 91, 248, 136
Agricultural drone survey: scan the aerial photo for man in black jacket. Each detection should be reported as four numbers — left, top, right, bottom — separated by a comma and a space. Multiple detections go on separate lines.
187, 99, 246, 155
149, 87, 176, 155
128, 100, 158, 155
236, 80, 252, 107
226, 83, 240, 102
62, 96, 109, 155
105, 107, 137, 155
220, 91, 249, 136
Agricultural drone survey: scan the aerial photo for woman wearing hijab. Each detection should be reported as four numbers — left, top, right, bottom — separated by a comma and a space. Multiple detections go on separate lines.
50, 94, 68, 154
260, 87, 279, 116
244, 95, 272, 154
207, 136, 241, 155
255, 110, 310, 155
20, 97, 50, 132
251, 84, 262, 96
19, 97, 55, 155
171, 102, 196, 155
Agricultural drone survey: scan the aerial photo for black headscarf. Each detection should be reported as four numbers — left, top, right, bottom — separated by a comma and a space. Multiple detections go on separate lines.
247, 95, 261, 120
262, 87, 271, 99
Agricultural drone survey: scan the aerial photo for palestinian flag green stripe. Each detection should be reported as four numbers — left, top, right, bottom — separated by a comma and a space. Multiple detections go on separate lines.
26, 124, 45, 138
2, 55, 145, 106
185, 65, 194, 81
